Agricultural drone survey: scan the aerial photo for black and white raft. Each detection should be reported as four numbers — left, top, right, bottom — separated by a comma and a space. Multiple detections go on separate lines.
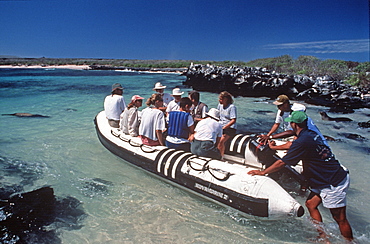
94, 111, 304, 219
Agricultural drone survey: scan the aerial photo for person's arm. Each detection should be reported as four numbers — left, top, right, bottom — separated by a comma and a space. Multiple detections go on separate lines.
248, 159, 286, 176
188, 124, 195, 141
259, 123, 280, 143
271, 130, 295, 139
268, 140, 292, 150
223, 118, 236, 130
215, 136, 221, 147
156, 130, 165, 146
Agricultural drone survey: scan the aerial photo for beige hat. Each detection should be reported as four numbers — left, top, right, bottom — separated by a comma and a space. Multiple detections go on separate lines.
273, 94, 290, 105
171, 88, 184, 96
153, 82, 166, 90
206, 108, 220, 121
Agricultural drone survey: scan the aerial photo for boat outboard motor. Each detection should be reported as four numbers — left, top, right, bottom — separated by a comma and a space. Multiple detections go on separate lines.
226, 134, 306, 185
248, 137, 278, 168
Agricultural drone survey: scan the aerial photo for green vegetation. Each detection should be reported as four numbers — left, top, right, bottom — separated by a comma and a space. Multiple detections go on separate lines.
1, 56, 369, 88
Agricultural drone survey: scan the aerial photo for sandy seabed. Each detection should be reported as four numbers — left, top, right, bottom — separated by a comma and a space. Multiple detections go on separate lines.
0, 65, 91, 70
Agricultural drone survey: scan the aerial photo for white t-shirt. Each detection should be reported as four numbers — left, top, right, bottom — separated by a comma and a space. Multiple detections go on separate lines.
166, 113, 194, 144
194, 117, 223, 144
104, 95, 126, 120
161, 93, 174, 107
166, 100, 180, 113
217, 103, 237, 129
139, 107, 165, 141
275, 110, 292, 131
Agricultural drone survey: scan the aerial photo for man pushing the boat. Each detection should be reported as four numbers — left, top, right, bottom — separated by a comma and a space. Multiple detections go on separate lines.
248, 111, 353, 242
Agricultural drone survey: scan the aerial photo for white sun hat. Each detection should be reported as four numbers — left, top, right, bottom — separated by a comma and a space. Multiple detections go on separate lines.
291, 103, 306, 112
171, 88, 184, 96
205, 108, 220, 121
153, 82, 166, 90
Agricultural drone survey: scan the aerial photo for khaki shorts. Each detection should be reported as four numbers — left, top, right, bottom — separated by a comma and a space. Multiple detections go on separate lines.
108, 119, 120, 128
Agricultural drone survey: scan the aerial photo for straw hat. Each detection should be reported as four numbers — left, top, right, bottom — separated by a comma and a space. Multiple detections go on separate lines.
153, 82, 166, 90
171, 88, 184, 96
206, 108, 220, 121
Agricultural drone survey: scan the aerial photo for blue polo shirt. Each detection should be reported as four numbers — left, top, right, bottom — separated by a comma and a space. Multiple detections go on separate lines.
282, 129, 347, 188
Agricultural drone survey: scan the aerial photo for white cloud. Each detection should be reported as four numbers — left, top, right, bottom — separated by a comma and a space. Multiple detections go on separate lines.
265, 39, 369, 54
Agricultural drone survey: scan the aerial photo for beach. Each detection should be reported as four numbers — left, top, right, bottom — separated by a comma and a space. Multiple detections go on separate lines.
0, 64, 91, 70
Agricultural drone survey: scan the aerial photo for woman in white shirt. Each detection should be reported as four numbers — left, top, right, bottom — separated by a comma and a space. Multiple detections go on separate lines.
139, 94, 166, 146
217, 91, 237, 157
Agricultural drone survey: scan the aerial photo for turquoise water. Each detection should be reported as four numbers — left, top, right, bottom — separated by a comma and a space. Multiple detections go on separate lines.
0, 68, 369, 243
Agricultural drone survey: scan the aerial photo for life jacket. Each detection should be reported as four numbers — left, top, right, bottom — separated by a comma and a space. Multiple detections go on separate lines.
191, 102, 207, 119
168, 111, 190, 139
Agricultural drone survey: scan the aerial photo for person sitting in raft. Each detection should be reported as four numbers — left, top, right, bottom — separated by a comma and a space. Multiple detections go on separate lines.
138, 94, 166, 146
119, 95, 144, 137
217, 91, 237, 157
268, 103, 329, 150
258, 94, 292, 144
188, 90, 208, 125
191, 108, 223, 160
153, 82, 173, 107
166, 88, 183, 116
165, 97, 194, 152
104, 83, 126, 128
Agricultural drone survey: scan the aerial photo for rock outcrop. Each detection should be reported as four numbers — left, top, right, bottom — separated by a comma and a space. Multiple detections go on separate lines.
183, 63, 370, 110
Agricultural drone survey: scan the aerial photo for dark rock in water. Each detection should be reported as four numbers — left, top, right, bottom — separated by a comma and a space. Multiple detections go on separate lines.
358, 120, 370, 128
2, 112, 50, 118
82, 177, 114, 197
319, 111, 353, 122
339, 133, 367, 141
323, 135, 337, 141
0, 187, 57, 243
0, 186, 86, 243
183, 63, 370, 109
66, 108, 78, 112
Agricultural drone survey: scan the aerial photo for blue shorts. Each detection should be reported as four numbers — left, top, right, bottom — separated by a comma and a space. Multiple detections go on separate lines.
311, 173, 350, 209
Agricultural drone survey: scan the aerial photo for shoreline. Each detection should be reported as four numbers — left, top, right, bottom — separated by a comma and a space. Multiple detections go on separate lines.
0, 65, 185, 74
0, 64, 91, 70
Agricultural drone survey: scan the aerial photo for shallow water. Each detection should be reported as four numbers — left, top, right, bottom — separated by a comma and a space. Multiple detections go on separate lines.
0, 68, 369, 243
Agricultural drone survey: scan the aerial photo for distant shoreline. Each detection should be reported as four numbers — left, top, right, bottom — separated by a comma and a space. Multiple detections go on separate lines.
0, 64, 186, 74
0, 64, 91, 70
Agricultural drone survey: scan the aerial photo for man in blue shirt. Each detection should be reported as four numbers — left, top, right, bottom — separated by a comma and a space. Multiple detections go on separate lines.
248, 111, 353, 241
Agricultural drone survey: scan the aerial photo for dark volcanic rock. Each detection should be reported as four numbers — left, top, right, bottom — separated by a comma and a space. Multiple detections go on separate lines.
183, 63, 370, 109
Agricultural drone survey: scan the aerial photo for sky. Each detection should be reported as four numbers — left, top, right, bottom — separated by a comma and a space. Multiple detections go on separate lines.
0, 0, 369, 62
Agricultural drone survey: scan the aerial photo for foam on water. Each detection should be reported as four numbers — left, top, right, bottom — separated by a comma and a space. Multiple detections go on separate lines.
0, 68, 369, 243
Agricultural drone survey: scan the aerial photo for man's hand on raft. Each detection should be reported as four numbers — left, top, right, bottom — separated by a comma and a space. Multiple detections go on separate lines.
248, 170, 265, 176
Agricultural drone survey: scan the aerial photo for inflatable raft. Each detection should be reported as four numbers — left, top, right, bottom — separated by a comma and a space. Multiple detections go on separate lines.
94, 111, 304, 218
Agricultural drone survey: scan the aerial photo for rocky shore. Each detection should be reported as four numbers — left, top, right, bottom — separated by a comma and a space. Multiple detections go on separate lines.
183, 63, 370, 111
